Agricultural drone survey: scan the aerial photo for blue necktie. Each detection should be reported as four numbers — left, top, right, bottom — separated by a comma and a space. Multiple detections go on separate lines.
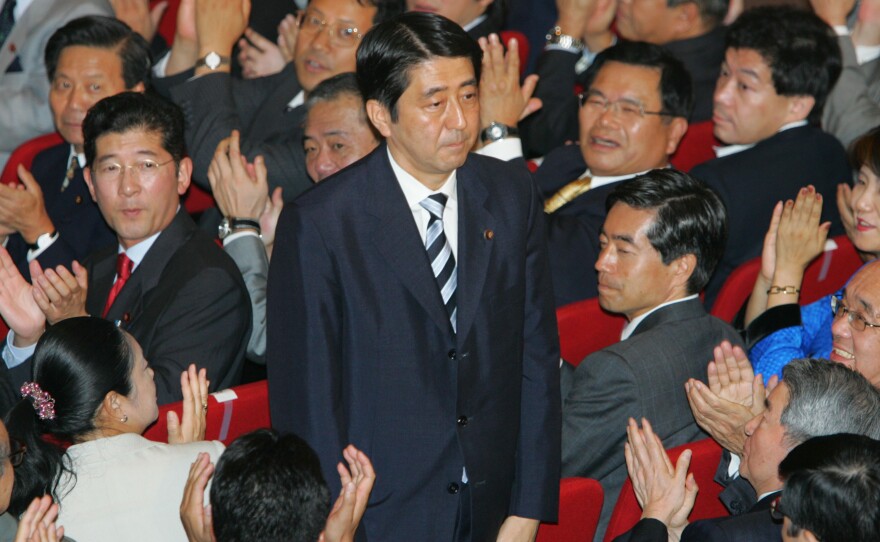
420, 194, 457, 333
0, 0, 15, 47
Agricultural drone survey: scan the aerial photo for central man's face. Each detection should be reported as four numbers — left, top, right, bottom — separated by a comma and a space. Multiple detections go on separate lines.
371, 56, 479, 188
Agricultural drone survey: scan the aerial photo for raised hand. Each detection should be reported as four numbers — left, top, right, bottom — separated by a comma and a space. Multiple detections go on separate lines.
180, 452, 217, 542
14, 495, 64, 542
261, 187, 284, 261
0, 165, 55, 244
168, 364, 210, 444
208, 130, 268, 221
238, 28, 287, 79
478, 33, 541, 134
30, 261, 89, 325
0, 247, 45, 345
277, 13, 300, 63
322, 445, 376, 542
111, 0, 169, 42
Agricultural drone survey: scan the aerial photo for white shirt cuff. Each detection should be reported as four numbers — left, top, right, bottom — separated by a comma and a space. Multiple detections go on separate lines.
153, 51, 171, 77
2, 330, 36, 369
26, 234, 59, 261
476, 137, 523, 161
833, 25, 850, 37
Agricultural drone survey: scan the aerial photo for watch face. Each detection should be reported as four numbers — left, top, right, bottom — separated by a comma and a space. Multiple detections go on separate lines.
489, 125, 503, 139
217, 219, 231, 239
206, 52, 221, 70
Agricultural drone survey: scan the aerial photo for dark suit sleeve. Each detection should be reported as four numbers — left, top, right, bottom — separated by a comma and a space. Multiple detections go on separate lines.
561, 350, 638, 479
267, 204, 346, 495
509, 176, 563, 521
611, 518, 669, 542
149, 267, 250, 404
519, 49, 582, 157
166, 69, 311, 197
681, 518, 732, 542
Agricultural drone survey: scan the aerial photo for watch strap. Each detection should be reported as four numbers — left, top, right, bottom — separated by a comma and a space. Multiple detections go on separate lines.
195, 52, 231, 70
545, 26, 584, 52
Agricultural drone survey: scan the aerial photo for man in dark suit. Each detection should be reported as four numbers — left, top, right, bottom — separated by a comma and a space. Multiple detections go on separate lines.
267, 13, 560, 542
561, 170, 743, 540
0, 16, 149, 282
405, 0, 505, 40
614, 359, 880, 542
0, 92, 250, 405
520, 0, 727, 157
691, 7, 849, 306
153, 0, 402, 199
533, 41, 691, 307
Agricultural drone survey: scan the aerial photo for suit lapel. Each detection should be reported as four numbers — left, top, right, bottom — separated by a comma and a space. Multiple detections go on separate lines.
455, 159, 494, 341
103, 210, 195, 323
364, 146, 454, 336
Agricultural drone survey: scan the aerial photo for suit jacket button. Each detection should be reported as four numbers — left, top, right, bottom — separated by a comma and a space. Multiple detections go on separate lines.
447, 482, 460, 494
447, 349, 456, 360
457, 416, 468, 426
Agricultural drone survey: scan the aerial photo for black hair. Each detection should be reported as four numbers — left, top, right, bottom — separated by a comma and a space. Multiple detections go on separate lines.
725, 6, 842, 123
778, 433, 880, 542
304, 72, 381, 141
849, 126, 880, 175
4, 317, 134, 516
583, 41, 694, 120
83, 91, 186, 168
667, 0, 728, 28
45, 15, 152, 90
606, 169, 727, 294
210, 429, 331, 542
356, 12, 482, 121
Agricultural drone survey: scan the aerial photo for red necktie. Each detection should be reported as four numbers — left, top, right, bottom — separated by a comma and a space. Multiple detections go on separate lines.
102, 253, 133, 318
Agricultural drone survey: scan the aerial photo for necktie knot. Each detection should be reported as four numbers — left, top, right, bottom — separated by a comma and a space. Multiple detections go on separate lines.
420, 194, 448, 220
116, 253, 133, 281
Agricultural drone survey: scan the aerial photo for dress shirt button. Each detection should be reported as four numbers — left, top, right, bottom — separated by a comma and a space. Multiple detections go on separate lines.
448, 349, 457, 360
457, 415, 468, 426
447, 482, 460, 494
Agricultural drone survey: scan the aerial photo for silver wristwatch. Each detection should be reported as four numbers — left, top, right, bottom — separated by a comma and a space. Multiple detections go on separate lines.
195, 51, 231, 71
546, 26, 584, 51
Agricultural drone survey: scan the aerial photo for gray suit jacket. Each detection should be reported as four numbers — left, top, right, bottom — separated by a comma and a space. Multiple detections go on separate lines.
0, 0, 112, 167
823, 35, 880, 148
224, 234, 268, 362
561, 298, 745, 541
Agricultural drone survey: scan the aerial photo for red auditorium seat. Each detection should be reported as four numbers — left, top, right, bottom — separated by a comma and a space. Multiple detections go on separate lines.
151, 0, 180, 46
670, 120, 718, 173
143, 379, 270, 445
603, 438, 727, 541
557, 298, 627, 366
710, 234, 864, 323
0, 132, 64, 186
537, 478, 604, 542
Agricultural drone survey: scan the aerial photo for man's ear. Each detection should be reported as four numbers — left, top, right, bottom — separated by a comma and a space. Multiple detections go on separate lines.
130, 82, 146, 93
176, 156, 193, 196
672, 253, 697, 290
366, 99, 393, 139
671, 2, 701, 35
786, 95, 816, 123
665, 117, 689, 156
83, 167, 98, 202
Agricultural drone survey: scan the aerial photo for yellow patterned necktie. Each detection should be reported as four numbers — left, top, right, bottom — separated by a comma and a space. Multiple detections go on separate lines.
543, 176, 593, 214
61, 155, 77, 192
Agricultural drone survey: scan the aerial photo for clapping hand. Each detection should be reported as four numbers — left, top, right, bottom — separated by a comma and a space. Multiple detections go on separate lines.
168, 364, 210, 444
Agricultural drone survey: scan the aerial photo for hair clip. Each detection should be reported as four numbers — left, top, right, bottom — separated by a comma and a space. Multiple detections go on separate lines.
20, 382, 56, 420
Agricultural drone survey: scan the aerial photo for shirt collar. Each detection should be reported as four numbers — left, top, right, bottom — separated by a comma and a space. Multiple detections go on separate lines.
388, 147, 457, 210
620, 294, 700, 341
116, 206, 180, 270
713, 120, 808, 158
462, 14, 487, 32
68, 145, 86, 169
856, 44, 880, 65
286, 90, 305, 110
579, 168, 658, 190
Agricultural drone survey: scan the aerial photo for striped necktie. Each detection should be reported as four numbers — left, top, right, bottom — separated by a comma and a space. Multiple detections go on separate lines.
543, 175, 593, 214
420, 194, 457, 333
0, 0, 15, 47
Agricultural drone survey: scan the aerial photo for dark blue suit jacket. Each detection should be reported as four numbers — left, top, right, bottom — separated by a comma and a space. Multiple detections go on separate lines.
5, 142, 115, 280
267, 144, 561, 541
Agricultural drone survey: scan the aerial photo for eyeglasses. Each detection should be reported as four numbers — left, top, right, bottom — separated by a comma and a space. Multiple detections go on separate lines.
831, 295, 880, 332
93, 158, 175, 183
3, 438, 26, 468
299, 11, 362, 48
578, 91, 671, 121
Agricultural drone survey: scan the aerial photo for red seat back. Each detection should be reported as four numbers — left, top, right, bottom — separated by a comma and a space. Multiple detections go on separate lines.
670, 120, 718, 173
1, 133, 64, 186
603, 438, 727, 541
710, 234, 864, 322
537, 478, 604, 542
151, 0, 181, 45
499, 30, 529, 77
143, 380, 270, 445
557, 298, 627, 366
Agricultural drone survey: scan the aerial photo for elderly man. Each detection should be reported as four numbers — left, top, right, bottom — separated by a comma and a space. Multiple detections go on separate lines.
0, 92, 250, 405
520, 0, 727, 156
153, 0, 402, 198
616, 358, 880, 541
532, 40, 691, 306
268, 12, 560, 541
561, 169, 742, 539
0, 16, 149, 282
691, 7, 849, 305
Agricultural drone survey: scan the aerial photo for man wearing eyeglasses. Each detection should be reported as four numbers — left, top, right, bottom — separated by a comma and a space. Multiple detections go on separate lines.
531, 41, 690, 307
0, 92, 250, 406
153, 0, 402, 200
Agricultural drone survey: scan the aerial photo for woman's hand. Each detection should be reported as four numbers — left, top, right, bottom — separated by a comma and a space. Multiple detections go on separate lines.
14, 495, 64, 542
168, 364, 210, 444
